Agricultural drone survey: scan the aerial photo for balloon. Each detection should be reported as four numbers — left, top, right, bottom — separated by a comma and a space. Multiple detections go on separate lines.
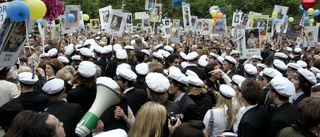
6, 1, 30, 22
211, 19, 216, 26
42, 0, 65, 22
180, 26, 183, 30
209, 34, 214, 39
160, 28, 164, 32
308, 8, 315, 14
214, 26, 220, 31
164, 16, 168, 19
172, 28, 177, 34
36, 19, 43, 24
272, 18, 279, 24
23, 0, 47, 20
83, 14, 90, 21
68, 13, 75, 21
284, 15, 289, 21
169, 22, 172, 27
301, 0, 315, 10
148, 8, 154, 13
304, 17, 310, 23
314, 10, 320, 16
210, 10, 217, 17
288, 17, 294, 22
160, 24, 164, 28
309, 18, 314, 24
303, 10, 308, 14
216, 13, 223, 18
150, 12, 155, 16
209, 6, 220, 14
272, 12, 278, 18
299, 5, 305, 13
218, 19, 223, 25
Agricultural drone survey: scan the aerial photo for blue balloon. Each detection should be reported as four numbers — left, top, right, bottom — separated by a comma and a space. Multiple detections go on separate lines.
218, 19, 223, 25
284, 15, 289, 21
68, 13, 75, 21
36, 19, 43, 25
148, 8, 154, 12
164, 16, 168, 19
160, 24, 164, 28
314, 10, 320, 16
299, 5, 304, 13
272, 18, 279, 24
304, 17, 310, 23
6, 1, 30, 22
303, 10, 308, 14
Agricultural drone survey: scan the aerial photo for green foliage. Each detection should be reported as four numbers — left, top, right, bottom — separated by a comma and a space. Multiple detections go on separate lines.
65, 0, 320, 26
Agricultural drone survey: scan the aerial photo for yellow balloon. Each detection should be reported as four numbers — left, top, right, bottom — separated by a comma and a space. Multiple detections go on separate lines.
308, 8, 315, 15
24, 0, 47, 20
169, 22, 173, 27
160, 28, 164, 32
180, 26, 183, 30
272, 12, 278, 18
288, 17, 294, 23
211, 19, 216, 26
309, 19, 315, 24
172, 28, 177, 34
210, 34, 214, 39
150, 12, 155, 16
83, 14, 90, 21
210, 10, 217, 17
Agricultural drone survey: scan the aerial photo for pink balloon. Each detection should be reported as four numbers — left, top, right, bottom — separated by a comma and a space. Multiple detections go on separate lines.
42, 0, 65, 21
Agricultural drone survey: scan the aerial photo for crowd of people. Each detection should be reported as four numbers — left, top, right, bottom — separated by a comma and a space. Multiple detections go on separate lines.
0, 28, 320, 137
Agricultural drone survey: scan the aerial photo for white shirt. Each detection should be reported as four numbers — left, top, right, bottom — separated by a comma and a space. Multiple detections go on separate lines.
123, 87, 134, 94
233, 106, 245, 133
243, 104, 257, 114
203, 106, 229, 137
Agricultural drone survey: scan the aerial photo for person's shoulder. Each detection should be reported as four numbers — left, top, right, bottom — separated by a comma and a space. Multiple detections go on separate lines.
277, 127, 304, 137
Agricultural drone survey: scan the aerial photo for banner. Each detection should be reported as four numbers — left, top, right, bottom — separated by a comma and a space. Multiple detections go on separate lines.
250, 15, 269, 40
90, 19, 100, 31
106, 10, 126, 36
64, 5, 81, 32
170, 19, 181, 42
0, 18, 27, 67
0, 2, 7, 28
99, 6, 112, 31
150, 3, 162, 22
237, 28, 261, 59
232, 11, 243, 27
182, 2, 191, 29
51, 24, 60, 41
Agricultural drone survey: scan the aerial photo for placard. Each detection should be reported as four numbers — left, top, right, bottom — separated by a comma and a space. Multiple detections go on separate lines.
182, 2, 191, 29
99, 6, 112, 31
106, 10, 126, 36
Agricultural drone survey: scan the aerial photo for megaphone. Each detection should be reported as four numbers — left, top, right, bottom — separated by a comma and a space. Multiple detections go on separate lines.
75, 77, 121, 137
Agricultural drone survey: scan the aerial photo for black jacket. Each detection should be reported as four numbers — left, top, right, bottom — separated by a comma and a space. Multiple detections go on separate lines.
67, 86, 97, 112
105, 60, 117, 78
124, 88, 148, 116
293, 93, 309, 106
182, 66, 206, 81
10, 92, 48, 112
177, 94, 201, 122
94, 57, 108, 76
188, 94, 213, 120
236, 64, 245, 76
238, 105, 270, 137
45, 101, 85, 137
270, 102, 297, 137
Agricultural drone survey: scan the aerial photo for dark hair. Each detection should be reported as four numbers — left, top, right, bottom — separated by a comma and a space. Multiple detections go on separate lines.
311, 84, 320, 93
270, 88, 289, 102
4, 110, 56, 137
205, 62, 218, 78
293, 75, 311, 95
0, 102, 24, 132
170, 78, 187, 93
46, 59, 64, 75
164, 54, 179, 69
136, 51, 145, 63
75, 73, 96, 89
241, 79, 262, 105
0, 67, 10, 80
171, 120, 205, 137
296, 97, 320, 129
44, 45, 53, 53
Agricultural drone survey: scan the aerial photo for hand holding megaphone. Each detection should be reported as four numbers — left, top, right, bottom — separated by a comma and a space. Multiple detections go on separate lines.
75, 77, 122, 137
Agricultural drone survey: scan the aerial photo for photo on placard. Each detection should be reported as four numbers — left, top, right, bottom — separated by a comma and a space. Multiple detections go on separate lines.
155, 4, 162, 22
126, 14, 132, 24
145, 0, 155, 10
162, 19, 171, 27
103, 10, 110, 23
90, 19, 100, 30
247, 12, 261, 27
191, 16, 197, 27
241, 14, 248, 25
251, 15, 269, 40
51, 24, 60, 41
203, 22, 209, 31
287, 17, 302, 40
245, 28, 260, 49
305, 26, 317, 47
196, 20, 202, 30
273, 5, 289, 20
317, 23, 320, 44
182, 2, 191, 28
99, 6, 112, 31
232, 12, 243, 27
3, 22, 26, 52
110, 15, 122, 31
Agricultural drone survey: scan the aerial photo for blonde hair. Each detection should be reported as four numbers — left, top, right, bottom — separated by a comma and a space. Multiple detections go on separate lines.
18, 66, 31, 73
128, 102, 166, 137
214, 95, 234, 129
187, 86, 207, 95
148, 61, 164, 73
56, 66, 75, 82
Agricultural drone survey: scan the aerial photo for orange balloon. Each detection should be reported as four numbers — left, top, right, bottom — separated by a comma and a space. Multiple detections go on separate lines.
216, 13, 223, 18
